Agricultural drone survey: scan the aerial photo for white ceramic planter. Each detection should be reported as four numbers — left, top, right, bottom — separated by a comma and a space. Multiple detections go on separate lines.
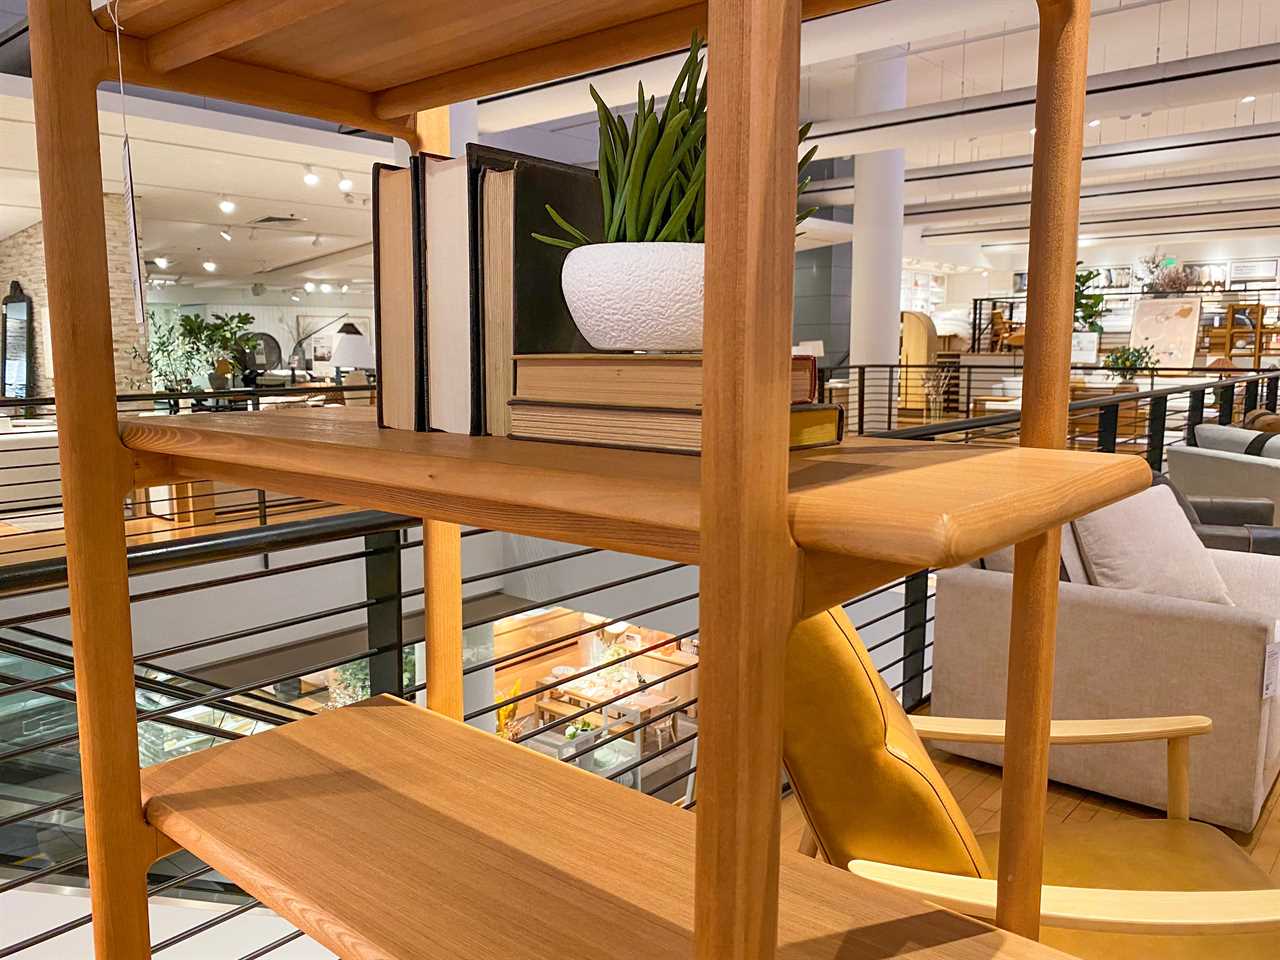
561, 242, 704, 352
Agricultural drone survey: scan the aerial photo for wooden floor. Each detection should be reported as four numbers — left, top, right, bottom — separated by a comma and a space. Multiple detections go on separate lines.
780, 746, 1280, 881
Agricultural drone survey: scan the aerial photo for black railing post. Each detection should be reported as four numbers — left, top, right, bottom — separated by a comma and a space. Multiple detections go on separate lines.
885, 367, 895, 432
1244, 378, 1260, 416
1146, 395, 1167, 472
364, 530, 404, 698
1186, 388, 1205, 445
1268, 372, 1280, 413
964, 365, 973, 416
856, 366, 866, 436
901, 571, 929, 711
1097, 402, 1119, 453
1217, 383, 1235, 425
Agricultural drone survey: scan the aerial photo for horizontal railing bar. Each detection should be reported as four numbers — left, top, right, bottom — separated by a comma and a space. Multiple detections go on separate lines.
644, 764, 695, 797
0, 854, 89, 894
467, 627, 696, 721
463, 592, 699, 676
462, 562, 688, 631
558, 696, 698, 763
150, 898, 262, 954
607, 731, 699, 782
0, 792, 83, 832
237, 930, 307, 960
509, 662, 699, 743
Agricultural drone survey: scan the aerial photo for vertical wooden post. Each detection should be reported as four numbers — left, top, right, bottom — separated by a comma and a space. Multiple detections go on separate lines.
1167, 737, 1191, 820
27, 2, 156, 957
698, 4, 802, 960
424, 519, 464, 718
413, 111, 465, 720
996, 0, 1091, 939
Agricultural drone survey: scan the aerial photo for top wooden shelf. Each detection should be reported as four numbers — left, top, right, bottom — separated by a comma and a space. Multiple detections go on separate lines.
94, 0, 882, 122
120, 407, 1151, 567
140, 694, 1071, 960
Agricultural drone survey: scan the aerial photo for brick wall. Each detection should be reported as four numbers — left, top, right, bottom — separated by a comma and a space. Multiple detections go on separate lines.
0, 193, 148, 397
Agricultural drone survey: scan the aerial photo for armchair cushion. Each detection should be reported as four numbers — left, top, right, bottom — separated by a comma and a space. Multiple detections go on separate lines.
1073, 485, 1233, 605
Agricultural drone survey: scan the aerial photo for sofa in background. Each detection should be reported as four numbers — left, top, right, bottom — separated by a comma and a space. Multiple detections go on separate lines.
933, 484, 1280, 831
1169, 423, 1280, 519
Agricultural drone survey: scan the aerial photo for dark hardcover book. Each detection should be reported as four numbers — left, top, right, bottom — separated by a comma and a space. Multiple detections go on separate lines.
372, 160, 424, 431
467, 145, 602, 434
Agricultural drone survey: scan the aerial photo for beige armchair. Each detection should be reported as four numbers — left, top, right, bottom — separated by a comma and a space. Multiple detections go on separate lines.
932, 549, 1280, 831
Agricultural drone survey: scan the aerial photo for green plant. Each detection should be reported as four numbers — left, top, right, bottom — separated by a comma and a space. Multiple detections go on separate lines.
1073, 264, 1106, 333
533, 33, 817, 249
130, 311, 203, 390
1102, 345, 1158, 383
177, 311, 257, 372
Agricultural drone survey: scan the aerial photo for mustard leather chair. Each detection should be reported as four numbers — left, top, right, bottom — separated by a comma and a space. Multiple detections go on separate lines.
783, 606, 1280, 959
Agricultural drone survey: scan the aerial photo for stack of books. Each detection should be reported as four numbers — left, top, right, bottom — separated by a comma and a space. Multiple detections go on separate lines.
509, 354, 842, 453
372, 145, 844, 454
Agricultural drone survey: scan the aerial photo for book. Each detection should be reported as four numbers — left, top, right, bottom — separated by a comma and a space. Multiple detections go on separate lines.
512, 353, 818, 409
371, 145, 599, 434
371, 161, 423, 431
507, 401, 844, 454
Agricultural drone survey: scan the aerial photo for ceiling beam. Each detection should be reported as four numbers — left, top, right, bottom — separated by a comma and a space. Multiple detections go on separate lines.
253, 242, 372, 283
146, 0, 352, 73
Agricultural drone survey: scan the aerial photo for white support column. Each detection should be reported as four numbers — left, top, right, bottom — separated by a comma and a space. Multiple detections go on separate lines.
849, 46, 907, 429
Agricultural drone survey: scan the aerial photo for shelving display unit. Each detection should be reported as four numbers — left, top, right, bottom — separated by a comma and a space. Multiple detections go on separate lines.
27, 1, 1148, 959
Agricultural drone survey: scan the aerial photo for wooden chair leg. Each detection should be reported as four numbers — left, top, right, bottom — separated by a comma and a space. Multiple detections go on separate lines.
798, 825, 819, 859
1167, 736, 1191, 820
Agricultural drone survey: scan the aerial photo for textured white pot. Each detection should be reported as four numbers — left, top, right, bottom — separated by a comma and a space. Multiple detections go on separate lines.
561, 242, 704, 351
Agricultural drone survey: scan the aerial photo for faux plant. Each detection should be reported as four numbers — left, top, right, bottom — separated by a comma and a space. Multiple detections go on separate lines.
178, 311, 257, 373
1138, 250, 1191, 294
1102, 345, 1158, 383
1073, 264, 1106, 333
533, 33, 818, 250
130, 311, 202, 391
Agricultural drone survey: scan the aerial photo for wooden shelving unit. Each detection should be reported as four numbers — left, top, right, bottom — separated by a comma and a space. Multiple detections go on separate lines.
28, 1, 1127, 958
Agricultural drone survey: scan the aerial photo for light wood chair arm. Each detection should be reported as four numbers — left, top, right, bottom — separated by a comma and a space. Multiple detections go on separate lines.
909, 715, 1212, 745
849, 860, 1280, 936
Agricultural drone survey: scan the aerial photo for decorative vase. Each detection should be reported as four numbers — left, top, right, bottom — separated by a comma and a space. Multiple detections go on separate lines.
560, 242, 704, 351
208, 371, 229, 391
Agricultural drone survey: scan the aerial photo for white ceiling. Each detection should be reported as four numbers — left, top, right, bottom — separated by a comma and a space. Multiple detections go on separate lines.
0, 73, 394, 292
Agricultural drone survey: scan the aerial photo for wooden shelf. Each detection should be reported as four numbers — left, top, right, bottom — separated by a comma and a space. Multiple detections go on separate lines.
121, 407, 1151, 568
140, 695, 1066, 960
96, 1, 881, 120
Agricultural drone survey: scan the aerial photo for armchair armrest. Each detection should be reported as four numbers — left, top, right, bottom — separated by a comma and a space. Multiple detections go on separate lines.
910, 714, 1210, 818
909, 715, 1212, 745
849, 860, 1280, 936
1187, 495, 1275, 527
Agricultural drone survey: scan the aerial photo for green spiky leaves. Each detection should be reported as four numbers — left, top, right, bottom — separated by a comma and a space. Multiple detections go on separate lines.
535, 32, 818, 250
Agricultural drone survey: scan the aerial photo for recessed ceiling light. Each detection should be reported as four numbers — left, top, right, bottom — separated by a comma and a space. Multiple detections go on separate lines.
1241, 95, 1257, 104
153, 256, 170, 270
340, 283, 349, 294
219, 228, 233, 242
319, 283, 333, 294
1088, 119, 1101, 128
303, 281, 316, 293
202, 259, 217, 273
337, 173, 353, 193
218, 197, 236, 215
303, 165, 320, 187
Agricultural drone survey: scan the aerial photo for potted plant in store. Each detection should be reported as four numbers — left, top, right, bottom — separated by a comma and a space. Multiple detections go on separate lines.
533, 33, 818, 351
177, 311, 257, 390
1072, 264, 1106, 364
1102, 344, 1157, 385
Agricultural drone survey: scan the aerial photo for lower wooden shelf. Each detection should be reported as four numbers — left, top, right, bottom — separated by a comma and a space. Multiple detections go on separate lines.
140, 696, 1067, 959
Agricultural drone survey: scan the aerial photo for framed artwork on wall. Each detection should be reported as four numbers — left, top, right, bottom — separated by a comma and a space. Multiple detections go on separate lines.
1130, 297, 1201, 371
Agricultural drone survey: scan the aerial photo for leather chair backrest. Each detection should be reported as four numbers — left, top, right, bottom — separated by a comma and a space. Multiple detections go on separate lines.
783, 606, 990, 878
